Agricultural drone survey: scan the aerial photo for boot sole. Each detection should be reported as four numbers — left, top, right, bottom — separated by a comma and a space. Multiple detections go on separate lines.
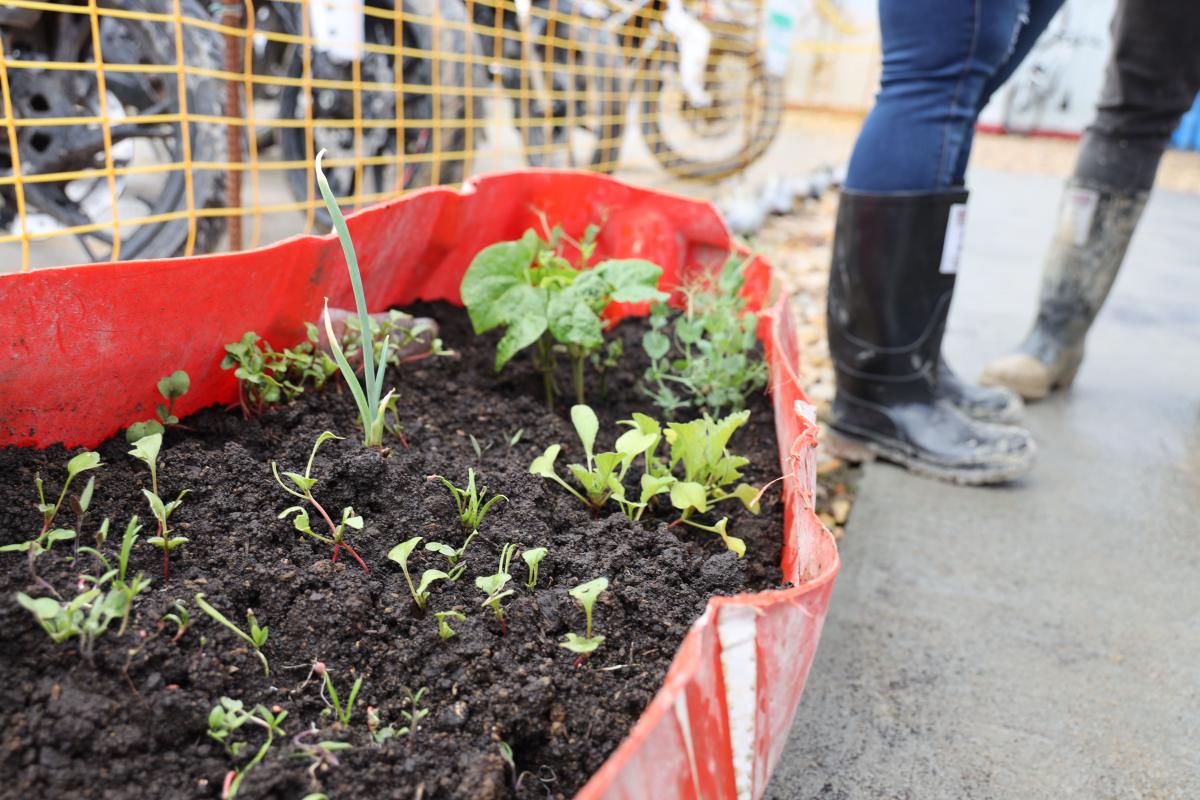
826, 427, 1036, 486
980, 357, 1082, 402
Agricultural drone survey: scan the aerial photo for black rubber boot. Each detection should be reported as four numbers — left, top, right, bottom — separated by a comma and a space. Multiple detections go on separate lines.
980, 180, 1147, 399
938, 356, 1024, 424
826, 189, 1036, 485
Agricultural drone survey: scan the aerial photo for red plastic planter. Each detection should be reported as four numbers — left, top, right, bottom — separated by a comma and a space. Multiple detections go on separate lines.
0, 170, 839, 800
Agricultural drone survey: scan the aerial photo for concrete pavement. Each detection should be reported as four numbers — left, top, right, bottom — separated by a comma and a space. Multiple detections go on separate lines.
766, 169, 1200, 800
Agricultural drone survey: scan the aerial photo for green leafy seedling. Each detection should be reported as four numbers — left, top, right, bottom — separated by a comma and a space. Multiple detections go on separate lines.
195, 593, 270, 676
208, 697, 287, 799
366, 705, 396, 744
315, 150, 395, 448
475, 543, 517, 632
432, 469, 507, 532
273, 431, 369, 573
560, 577, 608, 663
425, 529, 477, 581
387, 537, 448, 611
163, 599, 192, 643
129, 433, 189, 581
529, 405, 647, 514
522, 547, 548, 590
127, 370, 190, 442
434, 609, 465, 640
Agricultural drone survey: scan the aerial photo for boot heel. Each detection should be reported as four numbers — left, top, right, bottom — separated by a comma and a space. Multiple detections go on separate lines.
1054, 359, 1083, 390
823, 429, 878, 465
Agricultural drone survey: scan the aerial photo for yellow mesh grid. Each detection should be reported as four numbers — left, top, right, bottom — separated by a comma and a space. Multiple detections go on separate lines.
0, 0, 877, 270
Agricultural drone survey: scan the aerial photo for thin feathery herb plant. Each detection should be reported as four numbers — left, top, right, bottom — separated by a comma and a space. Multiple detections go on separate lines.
315, 150, 394, 448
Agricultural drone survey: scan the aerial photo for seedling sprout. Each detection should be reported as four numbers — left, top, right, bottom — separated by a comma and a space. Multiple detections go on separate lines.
195, 593, 270, 676
522, 547, 548, 590
560, 577, 608, 664
431, 469, 507, 532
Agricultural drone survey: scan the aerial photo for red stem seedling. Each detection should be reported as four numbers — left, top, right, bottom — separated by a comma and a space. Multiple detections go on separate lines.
273, 431, 369, 573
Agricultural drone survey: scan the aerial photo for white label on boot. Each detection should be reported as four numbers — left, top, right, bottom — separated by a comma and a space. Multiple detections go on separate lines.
939, 203, 968, 275
1067, 187, 1099, 246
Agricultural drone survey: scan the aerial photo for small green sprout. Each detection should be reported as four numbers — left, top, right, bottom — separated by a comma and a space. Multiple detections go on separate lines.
469, 434, 485, 461
434, 609, 465, 640
273, 431, 369, 573
398, 686, 429, 737
529, 405, 647, 513
16, 562, 142, 662
129, 433, 189, 581
293, 725, 352, 785
76, 516, 150, 636
316, 150, 395, 448
208, 697, 287, 799
432, 469, 508, 532
126, 370, 190, 442
162, 599, 192, 643
522, 547, 548, 590
388, 537, 449, 610
366, 706, 396, 744
31, 449, 103, 540
194, 593, 270, 676
508, 429, 524, 448
560, 577, 608, 662
476, 544, 517, 632
424, 529, 477, 581
317, 663, 363, 726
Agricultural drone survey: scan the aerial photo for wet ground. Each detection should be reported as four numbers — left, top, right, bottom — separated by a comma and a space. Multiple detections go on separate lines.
765, 168, 1200, 799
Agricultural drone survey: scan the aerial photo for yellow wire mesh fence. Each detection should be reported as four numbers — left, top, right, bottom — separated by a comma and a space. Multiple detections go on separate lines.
0, 0, 876, 269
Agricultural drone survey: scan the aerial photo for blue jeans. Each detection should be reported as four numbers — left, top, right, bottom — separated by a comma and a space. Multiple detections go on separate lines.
845, 0, 1066, 192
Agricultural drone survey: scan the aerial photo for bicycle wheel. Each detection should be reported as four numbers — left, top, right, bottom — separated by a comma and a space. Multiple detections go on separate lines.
0, 0, 226, 262
640, 38, 782, 181
278, 0, 487, 227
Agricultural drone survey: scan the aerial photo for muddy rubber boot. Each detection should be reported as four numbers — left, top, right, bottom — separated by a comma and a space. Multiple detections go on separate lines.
939, 356, 1025, 424
980, 181, 1147, 400
826, 189, 1036, 485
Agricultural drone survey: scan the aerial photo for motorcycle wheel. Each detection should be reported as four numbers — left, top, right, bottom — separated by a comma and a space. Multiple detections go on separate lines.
0, 0, 226, 262
277, 0, 488, 228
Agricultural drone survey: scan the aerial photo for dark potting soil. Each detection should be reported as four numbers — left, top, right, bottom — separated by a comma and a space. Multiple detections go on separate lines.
0, 304, 786, 800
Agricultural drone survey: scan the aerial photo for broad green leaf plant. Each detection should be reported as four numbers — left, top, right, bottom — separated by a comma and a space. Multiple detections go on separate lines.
460, 224, 668, 408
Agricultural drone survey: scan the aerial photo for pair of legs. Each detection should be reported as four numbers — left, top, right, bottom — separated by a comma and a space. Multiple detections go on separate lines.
982, 0, 1200, 398
826, 0, 1066, 483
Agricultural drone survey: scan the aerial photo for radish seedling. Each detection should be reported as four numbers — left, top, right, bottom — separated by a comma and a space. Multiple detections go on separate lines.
129, 433, 189, 581
208, 697, 287, 799
194, 593, 270, 676
162, 600, 192, 643
388, 537, 449, 610
5, 450, 103, 571
434, 609, 465, 640
460, 226, 667, 408
273, 431, 369, 573
522, 547, 548, 590
432, 469, 507, 532
221, 328, 336, 417
560, 577, 608, 663
126, 370, 190, 443
529, 405, 651, 513
315, 151, 395, 448
476, 543, 517, 631
366, 706, 396, 744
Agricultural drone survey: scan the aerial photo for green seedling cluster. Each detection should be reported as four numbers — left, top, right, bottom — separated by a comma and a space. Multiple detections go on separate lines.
208, 697, 288, 799
195, 593, 270, 676
273, 431, 369, 573
530, 405, 760, 556
162, 599, 192, 642
222, 326, 337, 417
340, 309, 451, 370
129, 433, 189, 581
432, 469, 507, 532
387, 537, 449, 611
560, 577, 608, 662
460, 224, 667, 408
398, 686, 429, 737
127, 370, 191, 442
641, 255, 767, 417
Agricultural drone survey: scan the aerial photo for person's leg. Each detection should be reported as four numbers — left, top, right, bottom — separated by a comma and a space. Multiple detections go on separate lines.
828, 0, 1039, 483
981, 0, 1200, 399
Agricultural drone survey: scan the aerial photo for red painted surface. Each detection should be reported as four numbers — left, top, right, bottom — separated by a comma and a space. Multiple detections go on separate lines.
0, 170, 839, 799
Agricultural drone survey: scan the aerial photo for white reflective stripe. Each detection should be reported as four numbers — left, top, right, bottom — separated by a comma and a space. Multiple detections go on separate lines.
673, 693, 702, 797
1066, 187, 1099, 247
939, 203, 968, 275
795, 400, 816, 425
718, 604, 759, 800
